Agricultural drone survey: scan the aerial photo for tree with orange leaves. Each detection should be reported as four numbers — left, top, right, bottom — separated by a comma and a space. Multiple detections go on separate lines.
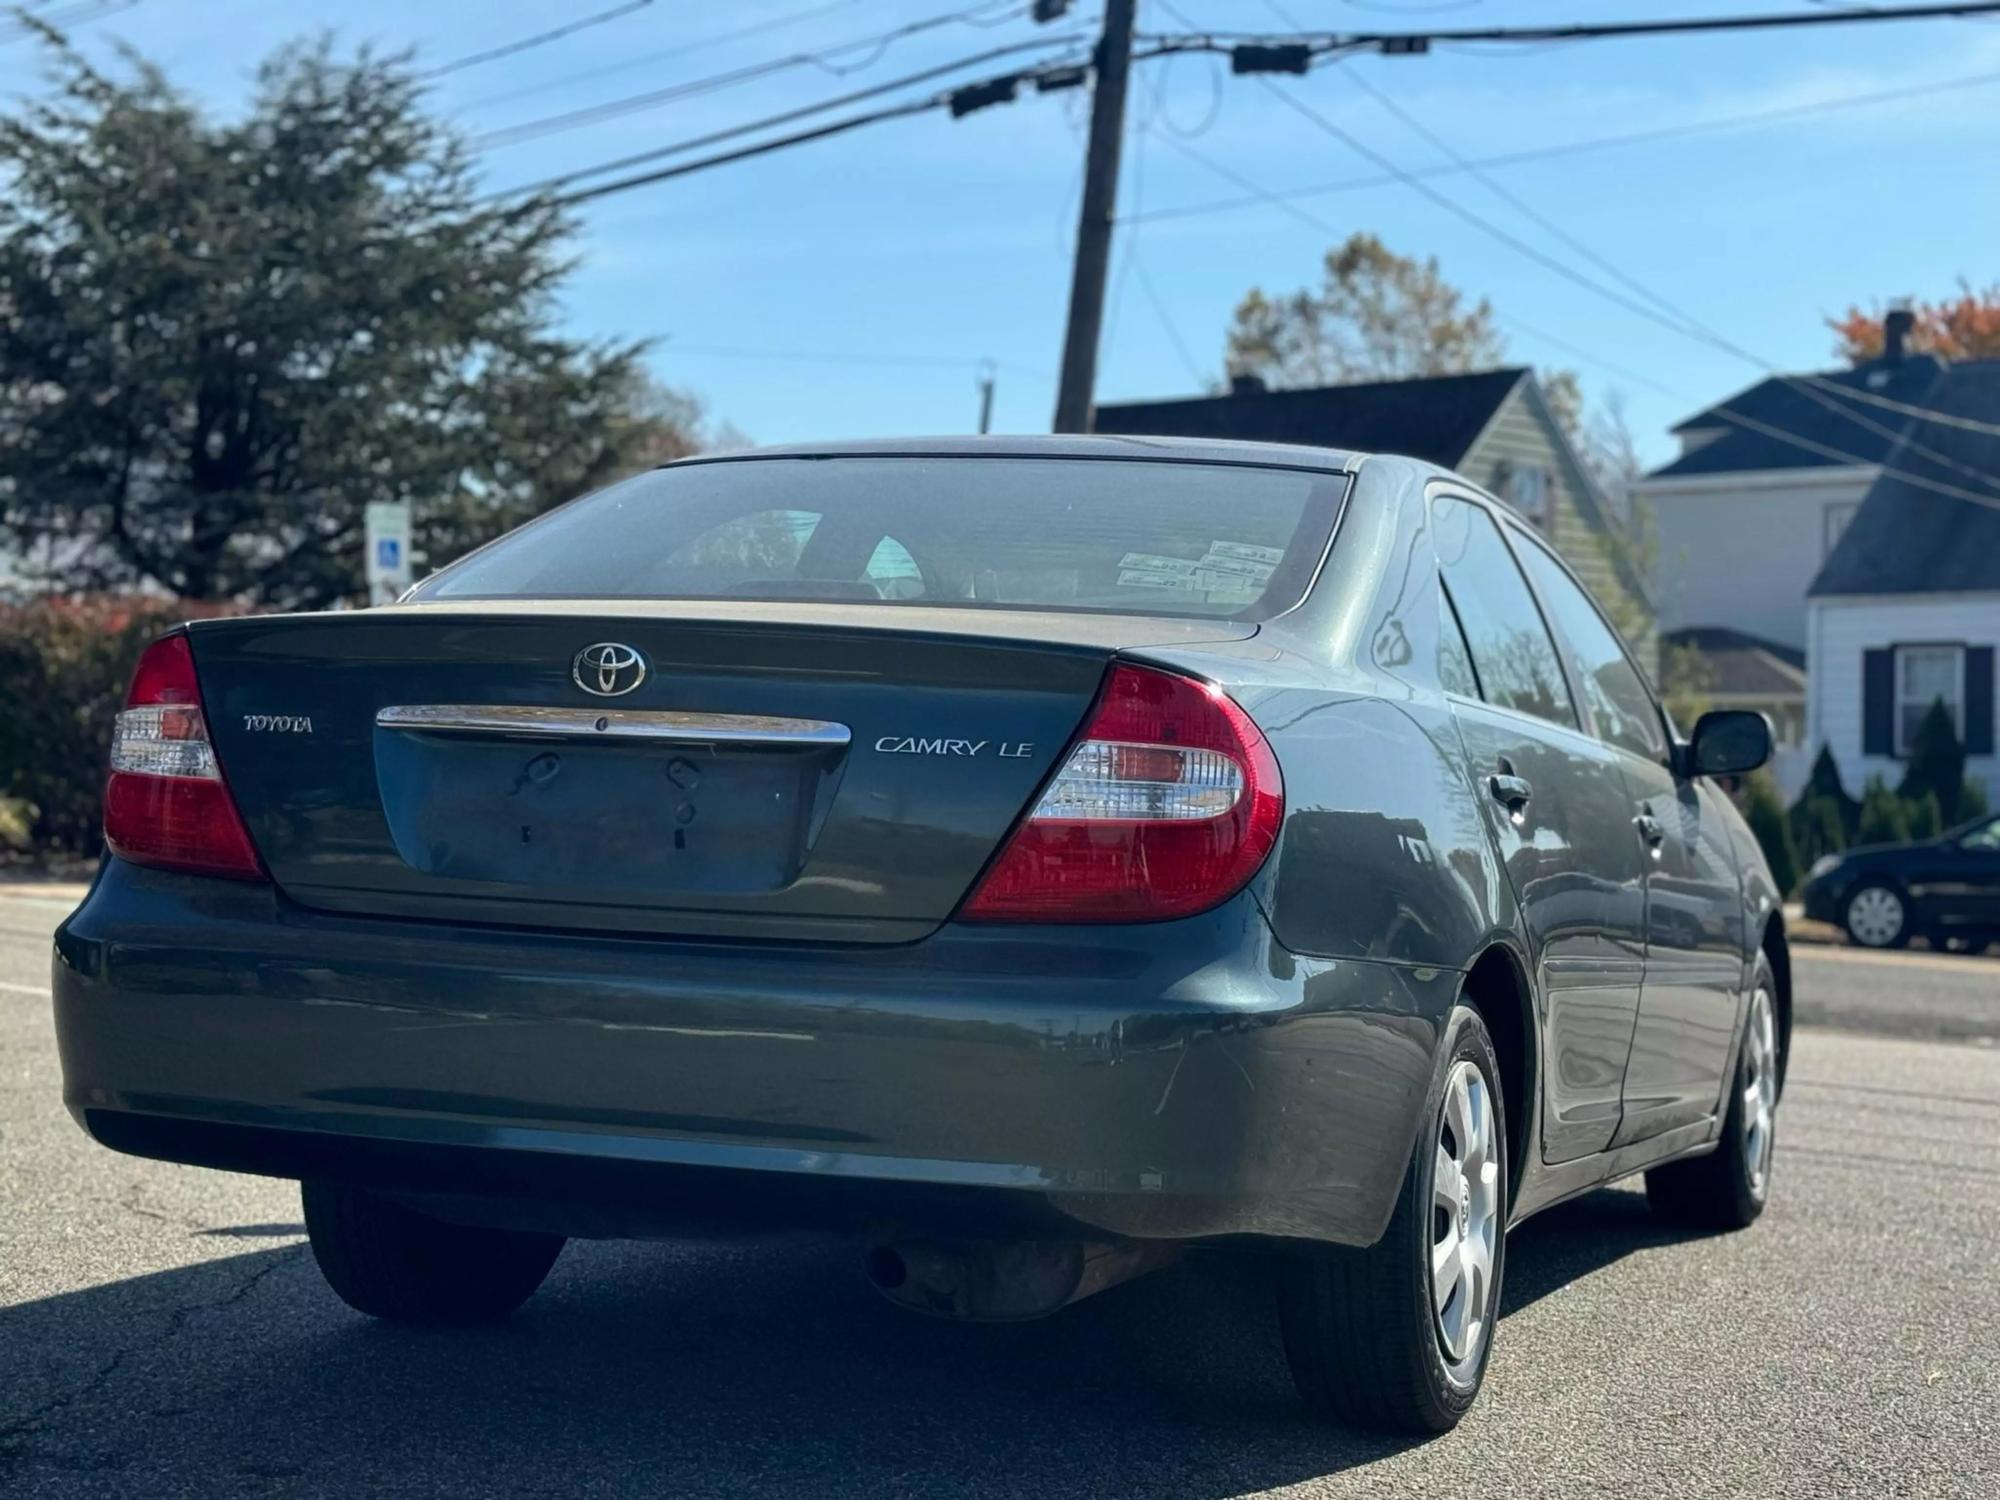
1828, 281, 2000, 364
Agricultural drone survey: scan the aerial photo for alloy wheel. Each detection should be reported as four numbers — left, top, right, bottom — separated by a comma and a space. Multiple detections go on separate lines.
1430, 1060, 1501, 1370
1846, 886, 1905, 947
1740, 987, 1778, 1198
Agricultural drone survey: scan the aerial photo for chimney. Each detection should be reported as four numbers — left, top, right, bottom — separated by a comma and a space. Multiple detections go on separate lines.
1883, 302, 1915, 364
1230, 372, 1267, 397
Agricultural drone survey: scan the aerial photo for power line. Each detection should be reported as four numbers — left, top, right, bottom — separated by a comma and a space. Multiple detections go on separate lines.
0, 0, 139, 45
418, 0, 655, 81
471, 2, 1031, 151
458, 1, 863, 114
1138, 2, 2000, 55
1119, 66, 2000, 230
485, 35, 1085, 200
1259, 75, 2000, 496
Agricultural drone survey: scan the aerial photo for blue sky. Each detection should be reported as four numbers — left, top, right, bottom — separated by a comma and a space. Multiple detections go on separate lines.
7, 0, 2000, 466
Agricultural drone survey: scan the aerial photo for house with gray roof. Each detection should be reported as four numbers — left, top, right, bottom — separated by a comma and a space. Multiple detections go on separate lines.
1642, 311, 2000, 801
1805, 356, 2000, 806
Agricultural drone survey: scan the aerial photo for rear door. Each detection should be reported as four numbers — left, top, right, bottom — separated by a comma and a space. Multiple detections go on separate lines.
1505, 528, 1745, 1144
1432, 492, 1649, 1164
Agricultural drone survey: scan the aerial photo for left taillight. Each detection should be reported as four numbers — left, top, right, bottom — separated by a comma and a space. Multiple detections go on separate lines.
103, 633, 264, 881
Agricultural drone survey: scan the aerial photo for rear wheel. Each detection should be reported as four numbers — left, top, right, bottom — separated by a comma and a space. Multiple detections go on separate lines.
301, 1180, 565, 1324
1843, 883, 1909, 948
1277, 1004, 1507, 1433
1646, 959, 1778, 1230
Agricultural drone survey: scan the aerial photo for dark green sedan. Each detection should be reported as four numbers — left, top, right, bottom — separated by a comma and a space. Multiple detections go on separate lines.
52, 436, 1787, 1433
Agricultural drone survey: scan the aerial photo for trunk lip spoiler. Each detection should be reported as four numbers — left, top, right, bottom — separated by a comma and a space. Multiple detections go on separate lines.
374, 704, 852, 748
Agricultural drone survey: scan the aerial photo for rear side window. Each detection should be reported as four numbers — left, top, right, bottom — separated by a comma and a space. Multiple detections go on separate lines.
1431, 495, 1577, 729
1510, 533, 1666, 760
418, 456, 1344, 621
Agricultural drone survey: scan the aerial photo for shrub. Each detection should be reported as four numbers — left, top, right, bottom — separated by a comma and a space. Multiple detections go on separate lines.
1790, 794, 1847, 867
1905, 790, 1943, 841
1956, 778, 1991, 825
0, 597, 228, 855
1794, 744, 1859, 841
1741, 771, 1800, 897
1898, 699, 1969, 824
1856, 776, 1912, 846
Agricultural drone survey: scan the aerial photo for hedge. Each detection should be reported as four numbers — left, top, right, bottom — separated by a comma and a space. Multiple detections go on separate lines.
0, 597, 233, 855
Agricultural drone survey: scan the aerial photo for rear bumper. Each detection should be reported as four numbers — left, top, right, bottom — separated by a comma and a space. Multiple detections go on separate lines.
53, 860, 1458, 1248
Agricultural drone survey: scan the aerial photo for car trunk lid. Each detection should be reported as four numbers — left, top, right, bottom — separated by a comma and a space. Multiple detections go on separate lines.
188, 603, 1256, 942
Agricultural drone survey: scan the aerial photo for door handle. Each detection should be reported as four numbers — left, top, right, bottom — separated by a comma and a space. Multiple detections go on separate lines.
1489, 773, 1533, 823
1635, 808, 1666, 855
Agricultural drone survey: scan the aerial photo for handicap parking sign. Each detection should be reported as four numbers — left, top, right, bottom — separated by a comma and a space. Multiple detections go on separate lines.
376, 538, 401, 569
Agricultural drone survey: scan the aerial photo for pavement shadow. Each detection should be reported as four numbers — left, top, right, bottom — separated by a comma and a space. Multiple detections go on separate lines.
1, 1185, 1689, 1499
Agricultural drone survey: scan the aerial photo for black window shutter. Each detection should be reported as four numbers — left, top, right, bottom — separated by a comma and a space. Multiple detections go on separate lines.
1967, 645, 1996, 756
1862, 648, 1895, 757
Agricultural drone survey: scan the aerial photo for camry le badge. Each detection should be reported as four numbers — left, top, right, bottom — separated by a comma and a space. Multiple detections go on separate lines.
572, 642, 647, 698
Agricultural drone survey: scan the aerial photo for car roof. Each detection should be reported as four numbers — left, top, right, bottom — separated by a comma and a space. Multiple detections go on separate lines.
660, 433, 1369, 473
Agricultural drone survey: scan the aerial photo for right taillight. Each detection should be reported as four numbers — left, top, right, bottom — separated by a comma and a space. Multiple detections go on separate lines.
103, 633, 265, 881
959, 663, 1283, 923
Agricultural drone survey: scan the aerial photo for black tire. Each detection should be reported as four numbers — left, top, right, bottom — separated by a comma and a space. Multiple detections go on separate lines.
1277, 1004, 1508, 1434
1645, 954, 1778, 1231
1841, 881, 1910, 949
301, 1180, 564, 1324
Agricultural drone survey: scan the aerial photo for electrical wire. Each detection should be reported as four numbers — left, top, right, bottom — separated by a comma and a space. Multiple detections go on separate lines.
418, 0, 655, 81
472, 3, 1032, 151
1136, 3, 2000, 51
1260, 77, 2000, 496
486, 35, 1087, 201
0, 0, 138, 45
457, 1, 861, 114
1120, 66, 2000, 230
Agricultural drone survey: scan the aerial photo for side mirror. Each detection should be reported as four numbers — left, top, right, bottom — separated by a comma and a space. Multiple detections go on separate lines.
1688, 709, 1772, 778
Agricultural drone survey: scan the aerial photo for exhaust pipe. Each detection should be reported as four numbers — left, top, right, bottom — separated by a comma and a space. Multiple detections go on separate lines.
862, 1236, 1177, 1321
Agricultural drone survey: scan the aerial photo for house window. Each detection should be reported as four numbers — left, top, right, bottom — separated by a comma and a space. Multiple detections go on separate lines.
1823, 502, 1858, 557
1896, 644, 1964, 754
1500, 464, 1552, 528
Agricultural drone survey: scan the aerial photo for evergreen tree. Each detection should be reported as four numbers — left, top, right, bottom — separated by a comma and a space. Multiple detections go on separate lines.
0, 29, 699, 607
1857, 777, 1912, 846
1741, 772, 1800, 897
1898, 700, 1968, 824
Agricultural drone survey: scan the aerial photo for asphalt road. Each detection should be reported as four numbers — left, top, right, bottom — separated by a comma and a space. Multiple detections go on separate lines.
4, 890, 1997, 1498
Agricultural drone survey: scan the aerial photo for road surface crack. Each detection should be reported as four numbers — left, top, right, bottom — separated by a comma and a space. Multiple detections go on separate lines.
0, 1245, 306, 1456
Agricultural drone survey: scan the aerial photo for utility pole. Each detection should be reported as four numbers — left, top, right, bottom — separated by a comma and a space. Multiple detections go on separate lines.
1050, 0, 1136, 434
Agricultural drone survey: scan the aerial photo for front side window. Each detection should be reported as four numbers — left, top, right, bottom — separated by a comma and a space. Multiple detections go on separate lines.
1896, 644, 1964, 754
1958, 816, 2000, 852
418, 457, 1342, 621
1431, 494, 1577, 730
1510, 531, 1666, 760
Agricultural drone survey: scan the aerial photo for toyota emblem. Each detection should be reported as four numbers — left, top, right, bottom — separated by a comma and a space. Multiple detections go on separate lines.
572, 642, 647, 698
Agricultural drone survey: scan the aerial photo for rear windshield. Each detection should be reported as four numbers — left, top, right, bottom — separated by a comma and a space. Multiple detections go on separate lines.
415, 455, 1345, 621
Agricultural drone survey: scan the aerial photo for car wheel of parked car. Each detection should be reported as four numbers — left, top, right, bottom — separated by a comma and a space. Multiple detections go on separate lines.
1277, 1003, 1507, 1433
301, 1180, 565, 1324
1645, 957, 1778, 1231
1842, 883, 1909, 948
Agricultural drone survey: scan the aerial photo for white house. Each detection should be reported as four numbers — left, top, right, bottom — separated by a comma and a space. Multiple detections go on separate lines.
1804, 356, 2000, 807
1640, 315, 2000, 801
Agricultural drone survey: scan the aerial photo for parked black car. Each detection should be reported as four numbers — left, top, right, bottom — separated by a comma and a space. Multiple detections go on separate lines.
1802, 813, 2000, 950
52, 437, 1786, 1434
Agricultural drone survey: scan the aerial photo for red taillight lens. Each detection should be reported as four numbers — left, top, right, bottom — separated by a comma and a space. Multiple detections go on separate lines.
959, 663, 1283, 923
103, 634, 264, 881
